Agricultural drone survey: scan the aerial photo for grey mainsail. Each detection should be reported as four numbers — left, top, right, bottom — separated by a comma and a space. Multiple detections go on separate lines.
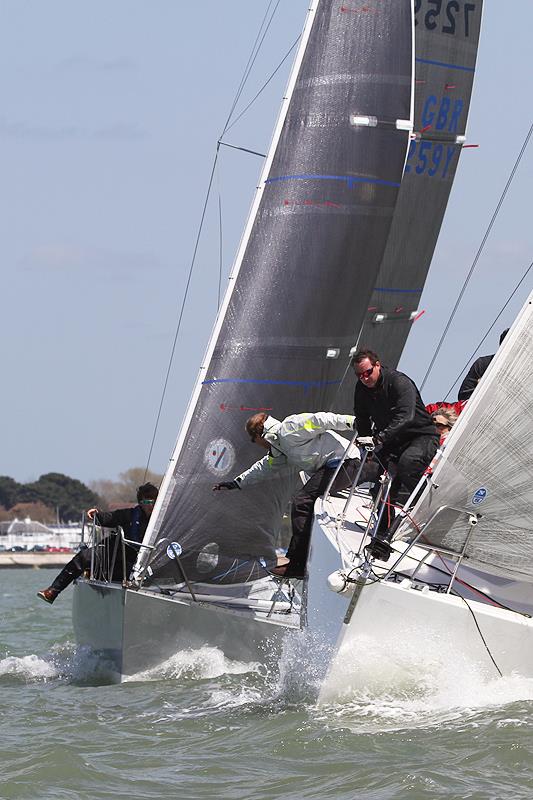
401, 293, 533, 581
136, 0, 413, 584
352, 0, 483, 368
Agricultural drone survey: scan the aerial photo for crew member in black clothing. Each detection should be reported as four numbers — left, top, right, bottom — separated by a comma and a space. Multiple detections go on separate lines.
352, 349, 439, 514
457, 328, 509, 401
37, 482, 159, 604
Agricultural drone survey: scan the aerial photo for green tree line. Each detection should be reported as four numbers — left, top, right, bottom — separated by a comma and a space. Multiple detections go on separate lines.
0, 468, 163, 523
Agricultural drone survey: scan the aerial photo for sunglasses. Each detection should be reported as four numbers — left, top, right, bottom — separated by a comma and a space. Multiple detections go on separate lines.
140, 499, 155, 505
355, 365, 374, 379
434, 422, 450, 430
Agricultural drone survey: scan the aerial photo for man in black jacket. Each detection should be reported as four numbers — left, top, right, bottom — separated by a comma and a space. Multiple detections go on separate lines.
37, 482, 158, 604
352, 349, 438, 511
457, 328, 509, 401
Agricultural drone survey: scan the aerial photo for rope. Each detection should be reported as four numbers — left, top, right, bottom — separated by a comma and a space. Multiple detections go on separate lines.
420, 121, 533, 391
460, 596, 503, 677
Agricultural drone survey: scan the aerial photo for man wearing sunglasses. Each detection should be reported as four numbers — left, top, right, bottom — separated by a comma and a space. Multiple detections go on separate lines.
352, 348, 438, 516
37, 482, 159, 604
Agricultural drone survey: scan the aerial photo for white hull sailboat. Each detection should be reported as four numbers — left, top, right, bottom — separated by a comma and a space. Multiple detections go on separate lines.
71, 0, 532, 691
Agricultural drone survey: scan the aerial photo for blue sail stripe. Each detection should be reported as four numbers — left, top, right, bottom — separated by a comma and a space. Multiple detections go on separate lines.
415, 56, 475, 73
265, 173, 401, 188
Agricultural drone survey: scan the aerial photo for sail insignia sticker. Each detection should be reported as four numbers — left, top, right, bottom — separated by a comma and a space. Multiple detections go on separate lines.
471, 487, 487, 506
167, 542, 183, 559
205, 438, 235, 475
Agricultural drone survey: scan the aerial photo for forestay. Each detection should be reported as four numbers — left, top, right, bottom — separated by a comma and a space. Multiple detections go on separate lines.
402, 293, 533, 581
135, 0, 413, 585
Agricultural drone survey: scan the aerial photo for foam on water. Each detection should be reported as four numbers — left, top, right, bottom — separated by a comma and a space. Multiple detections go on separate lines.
0, 653, 58, 681
310, 623, 533, 732
0, 643, 122, 685
126, 645, 264, 683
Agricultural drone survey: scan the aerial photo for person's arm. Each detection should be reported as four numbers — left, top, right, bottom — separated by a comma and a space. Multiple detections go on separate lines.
354, 386, 372, 437
91, 508, 129, 528
378, 374, 417, 445
213, 450, 290, 490
458, 358, 485, 401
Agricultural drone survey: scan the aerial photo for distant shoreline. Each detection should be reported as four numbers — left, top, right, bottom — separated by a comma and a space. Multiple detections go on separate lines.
0, 553, 71, 569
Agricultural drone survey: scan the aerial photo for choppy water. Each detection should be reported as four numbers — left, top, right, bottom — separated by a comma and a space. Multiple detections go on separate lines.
2, 570, 533, 799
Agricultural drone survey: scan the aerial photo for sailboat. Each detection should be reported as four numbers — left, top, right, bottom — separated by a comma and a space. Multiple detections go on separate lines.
72, 0, 488, 682
312, 291, 533, 701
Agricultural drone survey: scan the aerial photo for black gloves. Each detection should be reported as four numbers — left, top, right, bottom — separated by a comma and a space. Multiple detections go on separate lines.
212, 480, 240, 491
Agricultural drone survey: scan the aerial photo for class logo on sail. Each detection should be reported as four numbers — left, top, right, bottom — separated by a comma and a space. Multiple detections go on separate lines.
204, 438, 235, 475
471, 487, 488, 506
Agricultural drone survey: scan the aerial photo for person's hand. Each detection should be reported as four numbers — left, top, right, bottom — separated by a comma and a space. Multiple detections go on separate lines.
86, 507, 98, 520
212, 481, 239, 491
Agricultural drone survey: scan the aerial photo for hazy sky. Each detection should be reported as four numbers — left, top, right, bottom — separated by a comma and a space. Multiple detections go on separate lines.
3, 1, 532, 486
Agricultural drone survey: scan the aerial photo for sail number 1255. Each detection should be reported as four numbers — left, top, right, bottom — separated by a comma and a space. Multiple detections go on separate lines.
414, 0, 476, 37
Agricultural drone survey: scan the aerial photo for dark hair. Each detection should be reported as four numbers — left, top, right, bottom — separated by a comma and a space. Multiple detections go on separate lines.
136, 482, 159, 502
499, 328, 509, 346
245, 412, 268, 441
350, 348, 380, 368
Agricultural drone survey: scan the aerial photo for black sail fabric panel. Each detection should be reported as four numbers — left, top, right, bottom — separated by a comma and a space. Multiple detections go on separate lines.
348, 0, 483, 375
141, 0, 413, 584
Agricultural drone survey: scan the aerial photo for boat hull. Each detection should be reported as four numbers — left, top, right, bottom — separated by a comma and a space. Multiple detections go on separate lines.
318, 576, 533, 703
72, 579, 295, 680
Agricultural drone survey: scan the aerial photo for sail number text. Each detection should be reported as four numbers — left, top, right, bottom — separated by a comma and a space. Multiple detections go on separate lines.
414, 0, 477, 37
405, 140, 457, 180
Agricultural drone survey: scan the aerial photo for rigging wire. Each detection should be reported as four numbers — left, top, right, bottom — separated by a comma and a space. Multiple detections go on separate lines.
217, 190, 223, 310
224, 36, 300, 135
143, 1, 285, 478
143, 149, 220, 480
221, 0, 281, 138
420, 121, 533, 392
443, 256, 533, 399
218, 141, 266, 159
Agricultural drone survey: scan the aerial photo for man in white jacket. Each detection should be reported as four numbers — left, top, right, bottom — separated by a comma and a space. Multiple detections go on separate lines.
213, 411, 359, 578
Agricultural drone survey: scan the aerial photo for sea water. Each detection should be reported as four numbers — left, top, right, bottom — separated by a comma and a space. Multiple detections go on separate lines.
2, 569, 533, 800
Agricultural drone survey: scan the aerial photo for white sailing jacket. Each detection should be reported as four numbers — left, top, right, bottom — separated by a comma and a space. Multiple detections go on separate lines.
235, 412, 358, 488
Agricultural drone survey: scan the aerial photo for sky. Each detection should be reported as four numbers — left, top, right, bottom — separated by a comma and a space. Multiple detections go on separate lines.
2, 1, 532, 486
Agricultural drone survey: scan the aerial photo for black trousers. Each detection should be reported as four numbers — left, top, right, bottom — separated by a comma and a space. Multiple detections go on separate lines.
50, 538, 137, 593
286, 458, 363, 571
384, 434, 439, 506
285, 435, 438, 570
